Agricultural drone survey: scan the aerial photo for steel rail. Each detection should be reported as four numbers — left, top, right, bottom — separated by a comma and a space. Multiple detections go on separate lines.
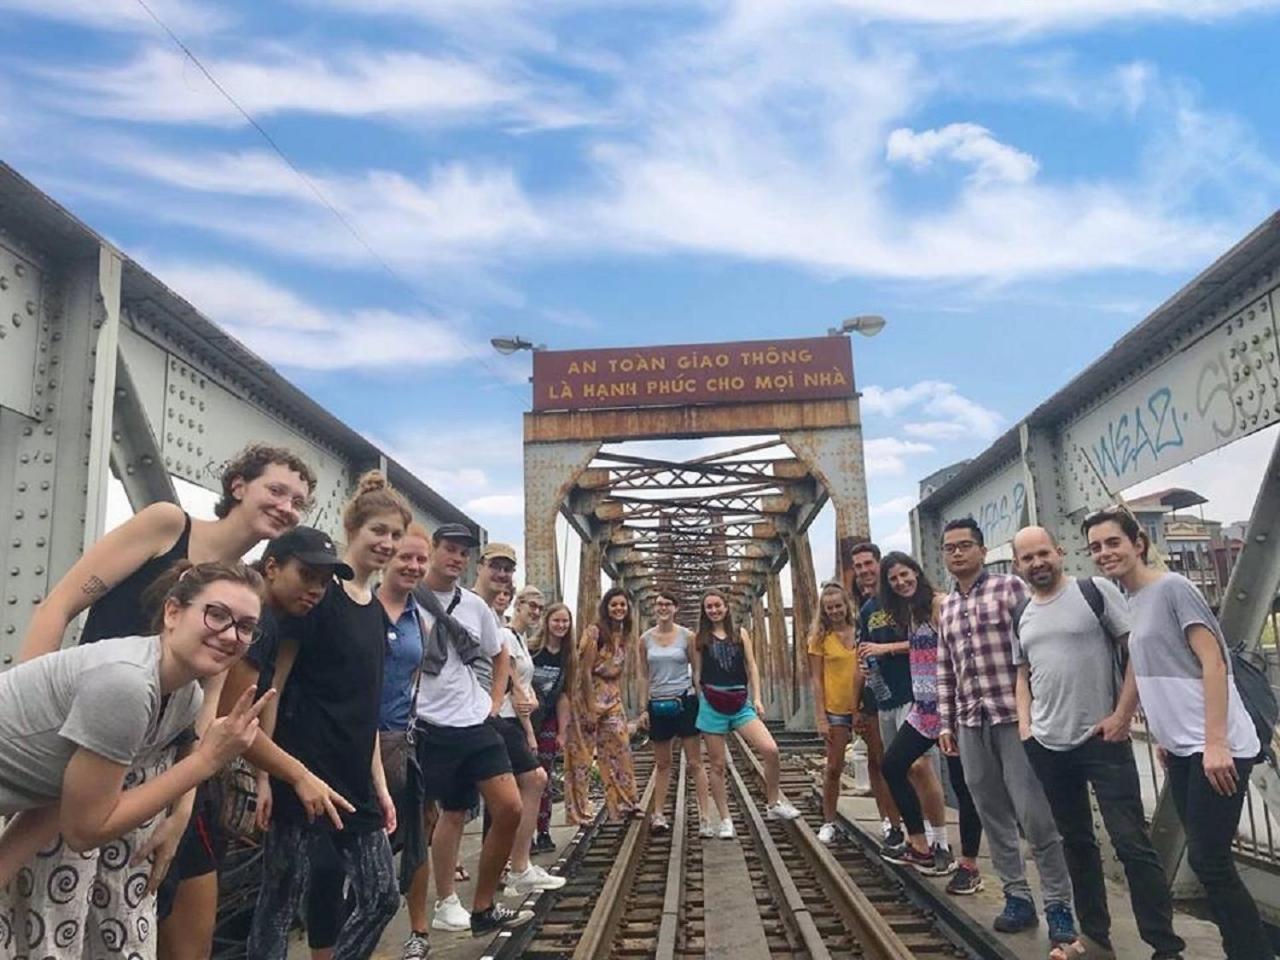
570, 765, 660, 960
724, 747, 833, 959
731, 731, 918, 960
654, 752, 688, 959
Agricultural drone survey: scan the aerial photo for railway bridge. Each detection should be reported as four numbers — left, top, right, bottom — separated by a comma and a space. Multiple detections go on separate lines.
2, 161, 1278, 958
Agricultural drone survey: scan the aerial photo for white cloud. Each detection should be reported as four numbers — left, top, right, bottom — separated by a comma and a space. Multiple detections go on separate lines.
142, 261, 479, 371
870, 494, 919, 517
376, 424, 525, 514
817, 0, 1280, 32
38, 46, 591, 129
465, 493, 525, 516
109, 148, 548, 269
0, 0, 225, 33
887, 123, 1039, 185
880, 521, 914, 552
864, 438, 934, 476
862, 380, 1004, 440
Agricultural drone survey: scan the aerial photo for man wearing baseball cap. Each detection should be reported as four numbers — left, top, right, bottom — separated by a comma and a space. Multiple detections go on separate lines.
472, 545, 565, 897
402, 524, 533, 938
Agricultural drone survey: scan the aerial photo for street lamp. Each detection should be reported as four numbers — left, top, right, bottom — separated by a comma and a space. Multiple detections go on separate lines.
490, 335, 543, 355
841, 314, 887, 337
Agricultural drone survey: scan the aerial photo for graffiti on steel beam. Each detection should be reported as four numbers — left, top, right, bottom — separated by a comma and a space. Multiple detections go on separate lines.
1089, 386, 1187, 483
1061, 290, 1279, 512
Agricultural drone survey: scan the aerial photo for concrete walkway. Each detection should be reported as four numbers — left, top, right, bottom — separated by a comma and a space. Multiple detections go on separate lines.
837, 791, 1227, 959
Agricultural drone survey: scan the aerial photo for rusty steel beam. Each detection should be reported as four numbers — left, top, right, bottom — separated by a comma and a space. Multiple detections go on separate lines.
765, 572, 792, 719
523, 398, 858, 444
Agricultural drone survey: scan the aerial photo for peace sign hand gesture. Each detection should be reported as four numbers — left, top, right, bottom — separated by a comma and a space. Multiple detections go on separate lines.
196, 686, 276, 776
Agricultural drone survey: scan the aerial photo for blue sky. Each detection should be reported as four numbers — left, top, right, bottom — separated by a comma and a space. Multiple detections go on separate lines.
7, 0, 1280, 577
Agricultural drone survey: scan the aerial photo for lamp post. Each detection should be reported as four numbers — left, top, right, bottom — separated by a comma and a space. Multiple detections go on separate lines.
490, 335, 546, 354
841, 314, 887, 336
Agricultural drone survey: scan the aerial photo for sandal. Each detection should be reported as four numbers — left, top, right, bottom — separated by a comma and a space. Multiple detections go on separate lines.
454, 864, 470, 882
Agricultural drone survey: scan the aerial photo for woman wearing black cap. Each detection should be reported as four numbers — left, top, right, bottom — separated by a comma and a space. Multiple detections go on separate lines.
246, 471, 408, 960
5, 443, 315, 960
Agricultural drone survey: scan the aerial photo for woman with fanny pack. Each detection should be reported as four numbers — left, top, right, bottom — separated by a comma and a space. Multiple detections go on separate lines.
692, 587, 800, 838
637, 591, 712, 837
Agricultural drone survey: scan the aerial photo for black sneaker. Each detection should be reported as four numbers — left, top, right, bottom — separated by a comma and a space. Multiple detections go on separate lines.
897, 845, 935, 870
880, 840, 914, 865
919, 844, 957, 877
946, 864, 984, 896
533, 831, 555, 853
883, 825, 905, 849
470, 903, 534, 936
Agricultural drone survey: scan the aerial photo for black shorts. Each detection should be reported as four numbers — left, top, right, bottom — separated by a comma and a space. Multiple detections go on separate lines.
156, 784, 225, 919
416, 719, 513, 812
493, 716, 541, 776
648, 693, 699, 743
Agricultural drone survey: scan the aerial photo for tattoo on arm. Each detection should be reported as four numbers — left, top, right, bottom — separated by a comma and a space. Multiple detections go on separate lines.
80, 576, 108, 599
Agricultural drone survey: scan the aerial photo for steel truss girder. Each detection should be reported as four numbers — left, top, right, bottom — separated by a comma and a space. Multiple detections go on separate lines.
0, 162, 481, 662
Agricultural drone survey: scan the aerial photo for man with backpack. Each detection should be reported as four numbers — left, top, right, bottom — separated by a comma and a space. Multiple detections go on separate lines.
1012, 526, 1186, 960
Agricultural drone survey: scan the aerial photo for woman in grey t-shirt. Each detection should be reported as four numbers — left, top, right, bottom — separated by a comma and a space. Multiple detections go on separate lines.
0, 562, 272, 887
1086, 508, 1270, 960
637, 591, 711, 836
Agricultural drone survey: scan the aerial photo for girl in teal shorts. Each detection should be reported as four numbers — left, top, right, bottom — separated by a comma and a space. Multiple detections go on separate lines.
691, 588, 801, 838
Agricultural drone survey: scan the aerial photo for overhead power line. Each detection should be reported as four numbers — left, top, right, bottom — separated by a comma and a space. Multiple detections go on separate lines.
130, 0, 526, 393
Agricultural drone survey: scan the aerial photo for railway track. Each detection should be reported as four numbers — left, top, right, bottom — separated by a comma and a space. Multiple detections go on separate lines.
496, 732, 1005, 959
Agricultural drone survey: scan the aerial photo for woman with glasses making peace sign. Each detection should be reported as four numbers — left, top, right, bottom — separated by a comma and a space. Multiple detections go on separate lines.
4, 444, 315, 960
0, 565, 274, 904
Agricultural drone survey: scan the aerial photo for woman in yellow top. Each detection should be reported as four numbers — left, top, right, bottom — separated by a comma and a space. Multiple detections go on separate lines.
807, 581, 861, 845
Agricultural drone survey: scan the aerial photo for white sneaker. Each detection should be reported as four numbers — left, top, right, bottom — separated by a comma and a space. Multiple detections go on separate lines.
718, 818, 736, 839
817, 822, 837, 845
431, 893, 471, 932
505, 864, 567, 894
766, 799, 802, 821
699, 819, 716, 839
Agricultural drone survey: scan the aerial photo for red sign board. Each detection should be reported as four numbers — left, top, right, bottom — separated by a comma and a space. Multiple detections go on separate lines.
532, 336, 854, 412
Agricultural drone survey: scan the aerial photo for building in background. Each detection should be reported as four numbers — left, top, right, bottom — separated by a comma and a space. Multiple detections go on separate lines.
1126, 488, 1246, 608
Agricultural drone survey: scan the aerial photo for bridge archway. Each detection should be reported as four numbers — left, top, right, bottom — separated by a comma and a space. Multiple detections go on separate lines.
522, 336, 872, 721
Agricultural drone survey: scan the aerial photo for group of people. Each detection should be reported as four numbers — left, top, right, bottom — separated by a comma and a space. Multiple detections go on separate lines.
0, 440, 1272, 960
0, 442, 806, 960
807, 519, 1270, 960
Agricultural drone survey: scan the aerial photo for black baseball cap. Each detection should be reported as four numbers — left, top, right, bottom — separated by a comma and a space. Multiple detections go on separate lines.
262, 526, 354, 580
432, 522, 479, 546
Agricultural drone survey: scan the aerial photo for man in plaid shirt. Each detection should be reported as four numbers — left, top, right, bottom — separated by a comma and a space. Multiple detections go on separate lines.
937, 518, 1076, 943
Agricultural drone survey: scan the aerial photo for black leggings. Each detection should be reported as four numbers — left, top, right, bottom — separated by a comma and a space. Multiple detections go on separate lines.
1166, 754, 1272, 960
247, 822, 398, 959
881, 721, 983, 859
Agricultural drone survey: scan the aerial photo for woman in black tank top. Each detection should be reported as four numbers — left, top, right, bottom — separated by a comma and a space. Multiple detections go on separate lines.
690, 587, 801, 839
13, 444, 316, 960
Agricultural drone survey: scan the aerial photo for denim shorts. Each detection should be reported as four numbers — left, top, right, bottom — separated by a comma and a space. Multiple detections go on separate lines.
826, 712, 854, 727
697, 694, 757, 735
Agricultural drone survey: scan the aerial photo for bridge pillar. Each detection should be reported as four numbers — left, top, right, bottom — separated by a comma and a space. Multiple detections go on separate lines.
785, 529, 818, 729
521, 437, 601, 601
765, 572, 792, 720
781, 426, 871, 594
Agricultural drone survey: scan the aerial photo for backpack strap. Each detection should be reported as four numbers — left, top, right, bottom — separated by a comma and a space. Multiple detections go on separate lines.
1011, 595, 1031, 640
1075, 577, 1114, 644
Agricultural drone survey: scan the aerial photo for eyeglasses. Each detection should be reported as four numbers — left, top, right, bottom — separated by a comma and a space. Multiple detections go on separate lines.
941, 540, 979, 555
199, 602, 261, 646
486, 560, 517, 573
265, 482, 313, 516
